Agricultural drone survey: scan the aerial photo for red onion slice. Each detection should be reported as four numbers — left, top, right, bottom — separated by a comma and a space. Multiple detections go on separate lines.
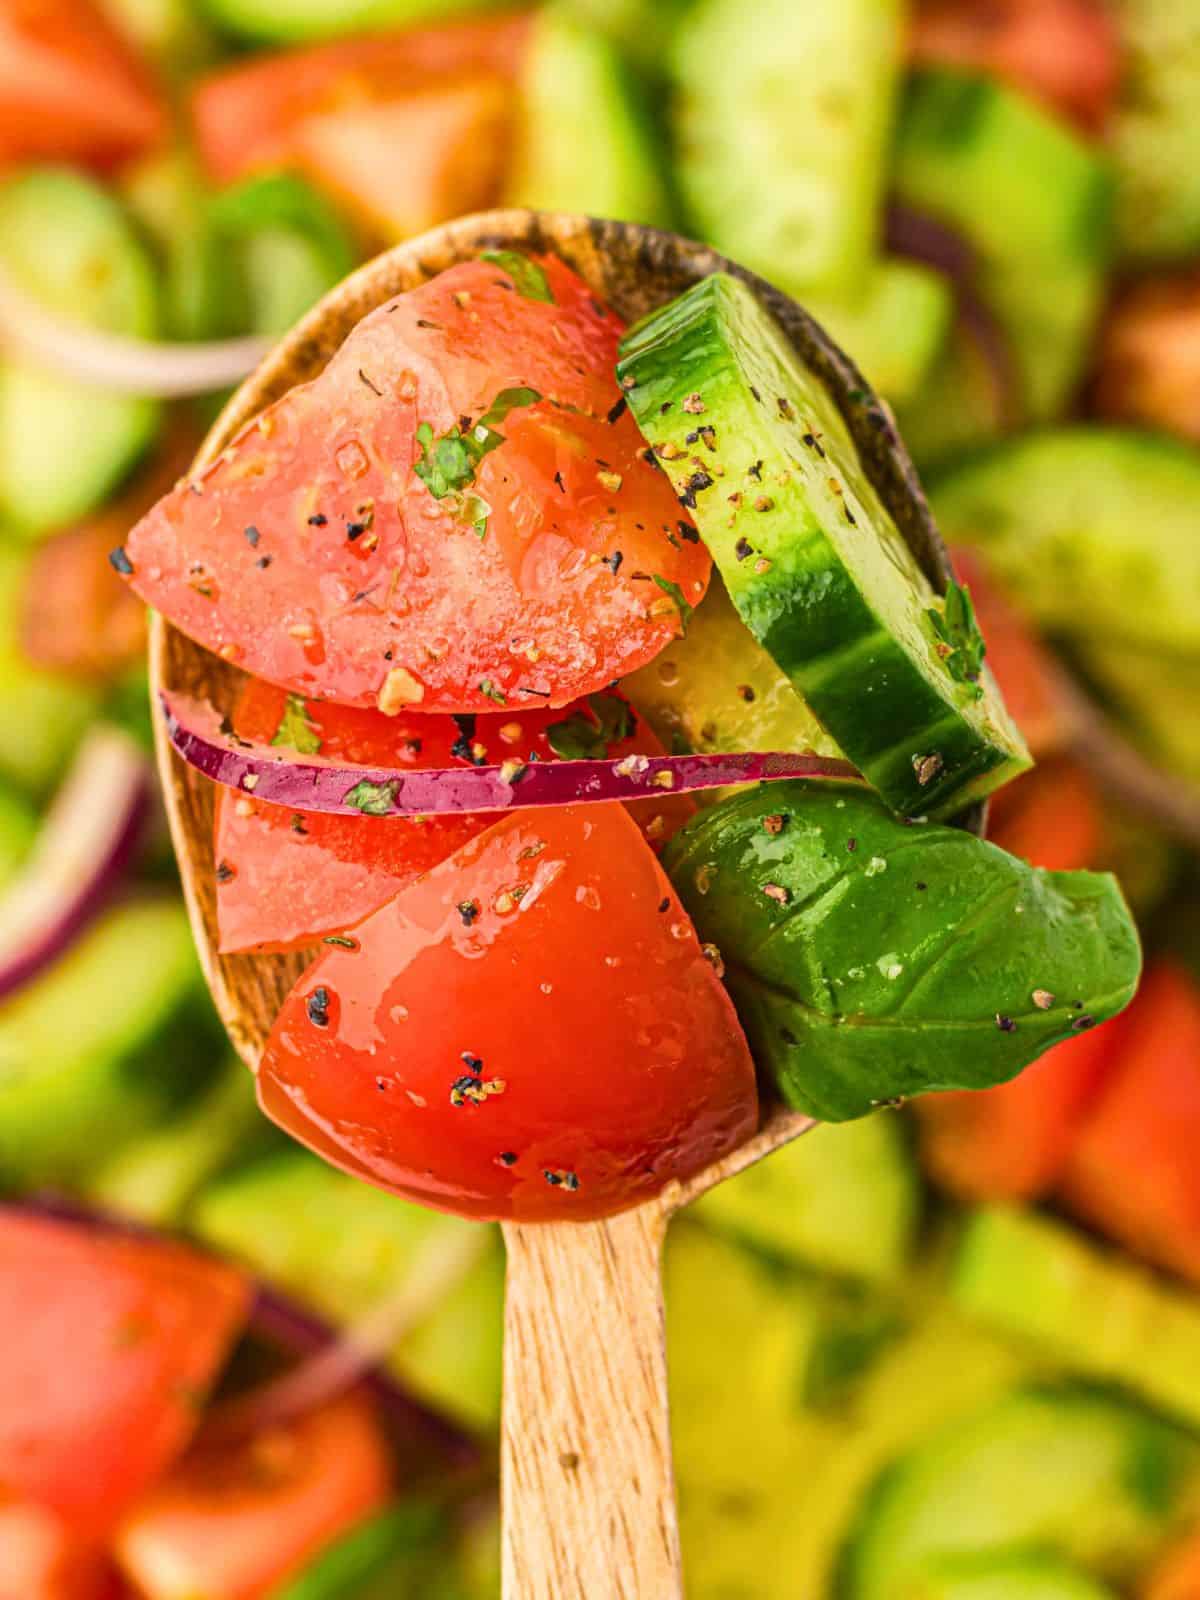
161, 690, 859, 817
0, 726, 151, 1003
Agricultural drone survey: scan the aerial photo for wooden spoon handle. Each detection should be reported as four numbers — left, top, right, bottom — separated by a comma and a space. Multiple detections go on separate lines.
500, 1206, 683, 1600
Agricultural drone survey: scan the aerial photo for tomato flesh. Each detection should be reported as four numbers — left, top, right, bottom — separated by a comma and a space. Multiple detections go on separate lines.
115, 1394, 392, 1600
0, 1212, 249, 1536
0, 1501, 117, 1600
257, 803, 758, 1221
123, 257, 708, 713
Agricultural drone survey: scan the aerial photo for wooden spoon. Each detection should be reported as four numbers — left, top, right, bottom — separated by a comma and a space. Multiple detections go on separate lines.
149, 209, 983, 1599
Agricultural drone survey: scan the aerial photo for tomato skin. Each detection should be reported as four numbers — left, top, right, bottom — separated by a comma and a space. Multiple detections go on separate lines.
1093, 270, 1200, 447
0, 1211, 250, 1537
0, 0, 166, 170
0, 1500, 117, 1600
123, 258, 708, 714
190, 15, 530, 185
1060, 963, 1200, 1284
115, 1394, 392, 1600
987, 756, 1103, 873
216, 682, 691, 954
258, 803, 758, 1221
909, 0, 1119, 136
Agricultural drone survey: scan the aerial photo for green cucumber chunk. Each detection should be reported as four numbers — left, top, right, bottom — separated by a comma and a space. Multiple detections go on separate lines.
623, 574, 841, 773
617, 273, 1030, 818
507, 8, 672, 228
909, 1551, 1118, 1600
953, 1206, 1200, 1434
841, 1389, 1199, 1597
199, 0, 502, 44
691, 1115, 918, 1283
894, 320, 1008, 472
190, 1150, 503, 1431
670, 0, 903, 297
664, 781, 1141, 1121
1077, 642, 1200, 786
1111, 0, 1200, 263
894, 69, 1113, 422
0, 784, 35, 892
804, 259, 954, 407
931, 427, 1200, 659
0, 169, 161, 537
0, 898, 222, 1186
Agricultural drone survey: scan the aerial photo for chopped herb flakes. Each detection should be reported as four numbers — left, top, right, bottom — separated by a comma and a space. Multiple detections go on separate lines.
306, 986, 331, 1027
344, 778, 400, 816
651, 575, 694, 635
927, 581, 987, 698
480, 251, 555, 303
109, 546, 134, 575
546, 692, 635, 761
271, 694, 321, 756
479, 679, 508, 706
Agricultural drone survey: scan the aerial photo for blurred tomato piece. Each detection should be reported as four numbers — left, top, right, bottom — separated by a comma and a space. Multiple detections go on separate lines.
988, 757, 1104, 872
1061, 964, 1200, 1285
190, 15, 529, 185
0, 0, 166, 170
115, 1394, 392, 1600
0, 1211, 250, 1536
20, 424, 195, 682
951, 546, 1065, 756
1093, 270, 1200, 446
917, 1024, 1116, 1201
910, 0, 1119, 135
293, 80, 512, 244
0, 1500, 117, 1600
1143, 1524, 1200, 1600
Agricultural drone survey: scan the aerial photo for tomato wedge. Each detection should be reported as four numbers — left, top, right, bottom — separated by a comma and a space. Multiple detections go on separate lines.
0, 1500, 117, 1600
121, 257, 709, 714
190, 15, 530, 185
1145, 1527, 1200, 1600
215, 680, 692, 953
115, 1394, 392, 1600
257, 803, 757, 1221
1060, 963, 1200, 1284
0, 0, 166, 171
987, 757, 1103, 872
0, 1211, 249, 1536
293, 81, 512, 245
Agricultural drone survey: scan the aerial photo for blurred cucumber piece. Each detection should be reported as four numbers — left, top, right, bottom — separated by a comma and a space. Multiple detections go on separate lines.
200, 0, 504, 45
671, 0, 903, 298
191, 1151, 503, 1430
0, 899, 222, 1187
623, 576, 841, 774
691, 1116, 919, 1283
123, 152, 242, 344
953, 1207, 1200, 1434
911, 1551, 1117, 1600
0, 169, 161, 537
931, 428, 1200, 658
894, 320, 1007, 472
0, 784, 34, 891
1112, 0, 1200, 263
560, 0, 696, 75
85, 1057, 277, 1226
1076, 641, 1200, 787
99, 0, 216, 67
0, 543, 100, 795
507, 8, 672, 227
805, 259, 954, 406
894, 69, 1113, 422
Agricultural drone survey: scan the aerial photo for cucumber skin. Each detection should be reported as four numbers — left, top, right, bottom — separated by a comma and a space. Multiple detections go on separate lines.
618, 274, 1029, 819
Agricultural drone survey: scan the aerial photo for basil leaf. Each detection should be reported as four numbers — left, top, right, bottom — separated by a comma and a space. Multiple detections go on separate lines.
271, 693, 321, 756
344, 778, 399, 816
665, 781, 1141, 1121
546, 691, 635, 760
414, 388, 542, 505
480, 250, 555, 303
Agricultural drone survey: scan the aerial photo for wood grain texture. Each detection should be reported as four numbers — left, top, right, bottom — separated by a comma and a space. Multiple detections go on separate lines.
147, 209, 970, 1599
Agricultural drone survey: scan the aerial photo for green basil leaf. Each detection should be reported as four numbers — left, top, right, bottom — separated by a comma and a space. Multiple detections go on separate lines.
414, 388, 542, 505
652, 574, 694, 635
546, 691, 635, 761
665, 780, 1141, 1121
272, 1502, 449, 1599
344, 778, 399, 816
480, 250, 555, 303
271, 693, 321, 756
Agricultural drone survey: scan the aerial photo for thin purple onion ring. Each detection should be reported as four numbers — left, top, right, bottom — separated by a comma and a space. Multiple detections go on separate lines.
0, 726, 151, 1003
161, 690, 860, 818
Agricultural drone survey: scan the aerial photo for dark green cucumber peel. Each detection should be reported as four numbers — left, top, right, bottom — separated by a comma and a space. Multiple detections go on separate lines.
617, 273, 1030, 820
664, 781, 1141, 1122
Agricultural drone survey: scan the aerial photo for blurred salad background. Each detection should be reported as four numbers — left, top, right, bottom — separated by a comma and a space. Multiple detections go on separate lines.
2, 0, 1200, 1595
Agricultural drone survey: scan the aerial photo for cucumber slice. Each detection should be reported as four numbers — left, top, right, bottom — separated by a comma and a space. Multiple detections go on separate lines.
841, 1389, 1199, 1598
912, 1552, 1118, 1600
1111, 0, 1200, 263
617, 273, 1030, 818
0, 169, 161, 538
0, 784, 34, 891
191, 1151, 504, 1430
670, 0, 903, 298
623, 574, 842, 773
0, 899, 221, 1186
894, 69, 1113, 422
804, 259, 954, 407
931, 428, 1200, 659
200, 0, 502, 44
507, 8, 672, 228
894, 321, 1007, 472
953, 1207, 1200, 1435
